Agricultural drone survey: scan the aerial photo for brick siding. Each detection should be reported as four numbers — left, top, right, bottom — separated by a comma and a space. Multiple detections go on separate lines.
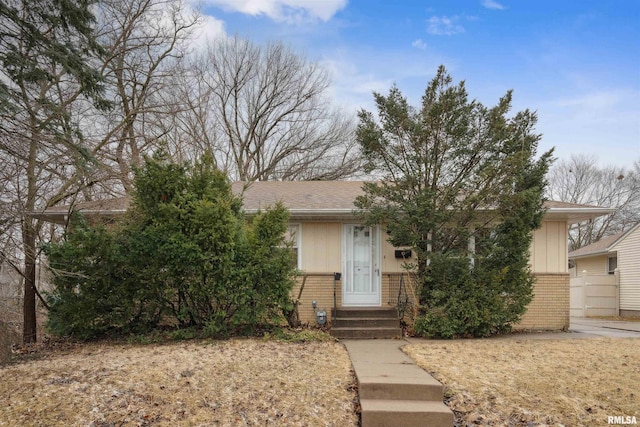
515, 273, 570, 330
293, 272, 570, 330
293, 272, 417, 326
292, 274, 340, 326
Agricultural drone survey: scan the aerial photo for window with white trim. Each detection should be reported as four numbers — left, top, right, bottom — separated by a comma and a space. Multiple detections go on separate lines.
284, 224, 301, 269
608, 256, 617, 274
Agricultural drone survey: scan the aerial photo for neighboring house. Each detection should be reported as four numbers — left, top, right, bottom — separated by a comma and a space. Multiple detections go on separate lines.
33, 181, 614, 330
568, 223, 640, 317
0, 261, 23, 302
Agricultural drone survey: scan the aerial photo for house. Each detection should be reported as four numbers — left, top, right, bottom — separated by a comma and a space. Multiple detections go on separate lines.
32, 181, 614, 331
568, 223, 640, 317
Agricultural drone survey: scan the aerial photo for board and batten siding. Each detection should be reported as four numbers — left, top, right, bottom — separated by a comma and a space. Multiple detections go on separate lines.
300, 220, 569, 274
529, 221, 568, 273
614, 225, 640, 312
574, 255, 610, 276
517, 220, 571, 330
299, 222, 407, 273
381, 241, 407, 273
300, 222, 342, 272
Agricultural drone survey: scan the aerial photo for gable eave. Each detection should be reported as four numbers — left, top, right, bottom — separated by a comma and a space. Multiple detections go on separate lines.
608, 222, 640, 251
569, 249, 617, 260
245, 208, 361, 221
543, 207, 615, 224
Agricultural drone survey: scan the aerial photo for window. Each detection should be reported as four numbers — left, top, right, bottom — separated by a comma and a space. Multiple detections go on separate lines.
434, 227, 470, 255
284, 224, 301, 269
608, 256, 617, 274
473, 227, 495, 258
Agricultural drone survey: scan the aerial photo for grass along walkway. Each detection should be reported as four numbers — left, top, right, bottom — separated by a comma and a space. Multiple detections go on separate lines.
403, 337, 639, 426
1, 337, 358, 426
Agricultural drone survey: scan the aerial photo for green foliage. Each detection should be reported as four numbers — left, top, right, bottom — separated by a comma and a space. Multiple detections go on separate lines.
0, 0, 108, 115
356, 65, 553, 338
44, 217, 140, 340
262, 327, 332, 343
45, 153, 296, 339
169, 327, 198, 341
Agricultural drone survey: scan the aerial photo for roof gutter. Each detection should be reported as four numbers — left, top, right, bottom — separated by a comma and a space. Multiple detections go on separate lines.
244, 208, 360, 219
546, 207, 615, 215
544, 207, 615, 225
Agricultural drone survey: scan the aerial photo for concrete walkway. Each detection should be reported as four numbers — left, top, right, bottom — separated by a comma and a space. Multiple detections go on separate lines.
342, 320, 640, 425
467, 318, 640, 340
343, 339, 453, 427
569, 316, 640, 338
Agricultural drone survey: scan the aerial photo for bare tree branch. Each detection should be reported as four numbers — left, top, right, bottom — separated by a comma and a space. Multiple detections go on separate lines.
187, 36, 363, 181
547, 154, 640, 250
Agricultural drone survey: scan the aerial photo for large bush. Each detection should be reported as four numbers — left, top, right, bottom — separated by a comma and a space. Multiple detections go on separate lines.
413, 167, 545, 338
45, 153, 296, 339
356, 66, 551, 338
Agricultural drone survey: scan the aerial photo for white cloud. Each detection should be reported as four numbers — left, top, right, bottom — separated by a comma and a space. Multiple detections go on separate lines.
320, 56, 393, 112
426, 16, 465, 36
537, 89, 640, 167
201, 0, 347, 23
482, 0, 506, 10
319, 48, 447, 113
555, 91, 626, 110
412, 38, 427, 50
108, 1, 226, 53
191, 13, 226, 48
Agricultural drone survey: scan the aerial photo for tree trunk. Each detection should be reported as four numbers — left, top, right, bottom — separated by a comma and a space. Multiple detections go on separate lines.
22, 219, 37, 344
23, 124, 39, 344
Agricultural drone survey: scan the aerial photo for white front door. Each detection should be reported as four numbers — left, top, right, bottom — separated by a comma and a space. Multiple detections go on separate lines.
343, 224, 381, 306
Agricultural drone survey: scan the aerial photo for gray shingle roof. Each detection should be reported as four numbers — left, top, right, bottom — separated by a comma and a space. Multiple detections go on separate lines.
232, 181, 364, 211
30, 181, 615, 224
568, 233, 624, 258
568, 222, 640, 258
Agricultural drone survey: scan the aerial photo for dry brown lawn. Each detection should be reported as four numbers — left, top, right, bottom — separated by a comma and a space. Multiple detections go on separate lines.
404, 337, 640, 426
0, 338, 358, 426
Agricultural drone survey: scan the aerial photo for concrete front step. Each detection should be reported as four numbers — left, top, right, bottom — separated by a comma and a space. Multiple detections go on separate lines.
331, 307, 402, 339
331, 307, 401, 339
344, 340, 455, 427
358, 374, 444, 401
331, 326, 401, 339
333, 307, 398, 319
332, 317, 399, 328
360, 399, 453, 427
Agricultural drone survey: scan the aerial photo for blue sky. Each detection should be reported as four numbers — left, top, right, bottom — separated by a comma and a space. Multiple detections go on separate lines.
196, 0, 640, 168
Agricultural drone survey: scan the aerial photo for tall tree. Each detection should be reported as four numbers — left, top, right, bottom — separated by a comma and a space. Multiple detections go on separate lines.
43, 0, 200, 202
355, 66, 552, 337
0, 0, 108, 343
190, 36, 362, 181
0, 0, 105, 116
87, 0, 199, 194
547, 154, 640, 251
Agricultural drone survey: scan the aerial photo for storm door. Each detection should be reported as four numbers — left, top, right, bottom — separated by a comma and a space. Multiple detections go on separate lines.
342, 224, 380, 306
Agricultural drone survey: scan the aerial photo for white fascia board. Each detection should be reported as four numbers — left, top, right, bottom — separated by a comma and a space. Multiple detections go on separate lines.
544, 207, 615, 224
244, 208, 359, 217
546, 207, 615, 215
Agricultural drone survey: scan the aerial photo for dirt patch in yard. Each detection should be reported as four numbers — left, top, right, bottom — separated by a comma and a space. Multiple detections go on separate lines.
1, 338, 358, 426
403, 337, 639, 426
